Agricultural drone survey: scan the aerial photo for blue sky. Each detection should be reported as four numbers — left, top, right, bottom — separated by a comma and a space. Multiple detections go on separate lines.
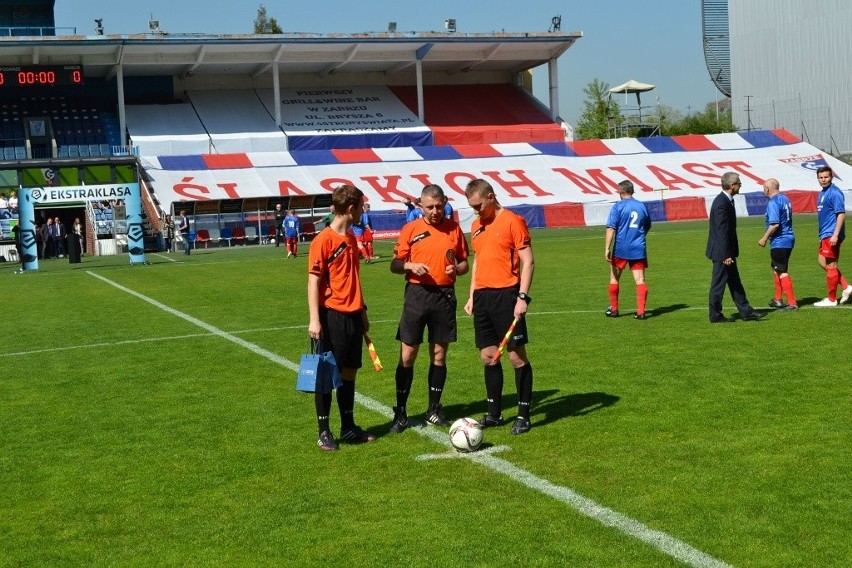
54, 0, 721, 127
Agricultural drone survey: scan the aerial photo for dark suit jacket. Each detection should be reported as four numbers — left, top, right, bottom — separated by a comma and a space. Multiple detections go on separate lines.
706, 191, 738, 261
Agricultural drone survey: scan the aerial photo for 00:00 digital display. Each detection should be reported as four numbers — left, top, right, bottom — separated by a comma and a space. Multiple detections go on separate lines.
0, 65, 85, 87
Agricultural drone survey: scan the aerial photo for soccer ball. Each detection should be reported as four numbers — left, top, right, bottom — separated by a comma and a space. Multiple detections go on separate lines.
448, 417, 484, 452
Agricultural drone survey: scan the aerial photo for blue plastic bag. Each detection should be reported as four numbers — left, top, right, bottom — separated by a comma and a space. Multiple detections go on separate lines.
296, 339, 342, 393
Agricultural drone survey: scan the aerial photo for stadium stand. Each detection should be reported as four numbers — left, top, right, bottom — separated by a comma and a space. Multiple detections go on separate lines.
391, 84, 565, 145
186, 90, 287, 154
125, 104, 211, 156
257, 86, 432, 151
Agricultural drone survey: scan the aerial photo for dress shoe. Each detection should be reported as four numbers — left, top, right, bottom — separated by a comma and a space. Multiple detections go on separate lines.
741, 311, 765, 321
710, 316, 734, 323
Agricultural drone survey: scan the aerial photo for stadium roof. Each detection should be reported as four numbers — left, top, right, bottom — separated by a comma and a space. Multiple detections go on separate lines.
0, 31, 582, 79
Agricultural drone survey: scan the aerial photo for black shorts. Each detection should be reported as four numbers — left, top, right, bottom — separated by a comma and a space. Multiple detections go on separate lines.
472, 287, 529, 350
319, 307, 364, 371
770, 248, 792, 274
396, 284, 458, 345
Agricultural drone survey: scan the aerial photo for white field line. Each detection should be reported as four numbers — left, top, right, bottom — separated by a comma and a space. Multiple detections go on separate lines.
0, 306, 707, 359
150, 252, 177, 263
76, 270, 733, 568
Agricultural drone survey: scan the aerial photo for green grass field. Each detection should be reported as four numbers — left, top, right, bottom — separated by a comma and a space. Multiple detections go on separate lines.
1, 216, 850, 567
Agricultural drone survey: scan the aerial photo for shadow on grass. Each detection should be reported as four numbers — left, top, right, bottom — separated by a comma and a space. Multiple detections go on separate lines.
530, 391, 620, 427
646, 303, 689, 318
430, 388, 620, 431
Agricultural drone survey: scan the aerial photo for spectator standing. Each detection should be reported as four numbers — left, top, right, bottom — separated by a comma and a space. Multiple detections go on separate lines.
307, 184, 376, 451
163, 214, 175, 253
11, 222, 23, 273
178, 210, 191, 255
273, 203, 285, 247
463, 179, 536, 435
283, 209, 302, 258
35, 221, 43, 260
758, 178, 798, 311
706, 172, 763, 322
388, 184, 469, 432
71, 217, 84, 261
53, 217, 66, 258
604, 180, 652, 319
41, 218, 54, 259
813, 166, 852, 306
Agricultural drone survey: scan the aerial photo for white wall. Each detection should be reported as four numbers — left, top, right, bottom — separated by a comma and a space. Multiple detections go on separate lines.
729, 0, 852, 155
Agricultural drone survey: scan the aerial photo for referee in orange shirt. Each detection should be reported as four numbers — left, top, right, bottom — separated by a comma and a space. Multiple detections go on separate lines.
308, 184, 377, 451
389, 184, 469, 432
464, 179, 535, 435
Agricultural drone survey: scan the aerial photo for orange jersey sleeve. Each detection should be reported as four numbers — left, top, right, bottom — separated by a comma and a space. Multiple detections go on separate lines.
470, 209, 531, 289
308, 227, 364, 313
393, 218, 469, 286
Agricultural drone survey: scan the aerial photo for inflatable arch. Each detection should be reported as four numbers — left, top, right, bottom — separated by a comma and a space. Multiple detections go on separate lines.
18, 182, 146, 270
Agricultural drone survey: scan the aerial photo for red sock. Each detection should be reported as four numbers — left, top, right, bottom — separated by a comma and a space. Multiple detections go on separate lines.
827, 268, 840, 301
636, 283, 648, 315
366, 243, 374, 258
773, 273, 783, 301
608, 283, 619, 311
358, 246, 368, 259
840, 272, 849, 290
780, 275, 797, 306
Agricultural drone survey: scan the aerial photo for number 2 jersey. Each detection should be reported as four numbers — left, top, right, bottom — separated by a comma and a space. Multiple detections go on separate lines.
606, 197, 651, 260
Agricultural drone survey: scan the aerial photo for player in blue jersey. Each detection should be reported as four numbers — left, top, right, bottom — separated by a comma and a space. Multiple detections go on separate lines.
604, 180, 651, 319
403, 197, 424, 223
283, 209, 302, 258
758, 178, 798, 311
813, 166, 852, 307
360, 203, 376, 261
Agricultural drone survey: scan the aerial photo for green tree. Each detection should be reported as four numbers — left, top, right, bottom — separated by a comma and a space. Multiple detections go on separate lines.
576, 78, 620, 140
661, 101, 734, 135
254, 5, 282, 34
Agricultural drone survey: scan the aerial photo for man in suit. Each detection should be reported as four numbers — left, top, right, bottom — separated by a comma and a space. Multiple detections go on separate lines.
706, 172, 764, 323
53, 216, 66, 258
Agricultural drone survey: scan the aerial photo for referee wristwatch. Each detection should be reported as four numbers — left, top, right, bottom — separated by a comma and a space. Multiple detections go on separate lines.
517, 292, 532, 304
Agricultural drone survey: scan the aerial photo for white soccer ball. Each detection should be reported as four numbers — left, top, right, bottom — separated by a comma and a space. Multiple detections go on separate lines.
449, 417, 484, 452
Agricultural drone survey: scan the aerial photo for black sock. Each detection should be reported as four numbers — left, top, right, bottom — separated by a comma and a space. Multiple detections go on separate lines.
336, 380, 356, 429
428, 363, 447, 408
484, 363, 504, 418
514, 363, 533, 419
395, 364, 414, 409
315, 390, 332, 433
